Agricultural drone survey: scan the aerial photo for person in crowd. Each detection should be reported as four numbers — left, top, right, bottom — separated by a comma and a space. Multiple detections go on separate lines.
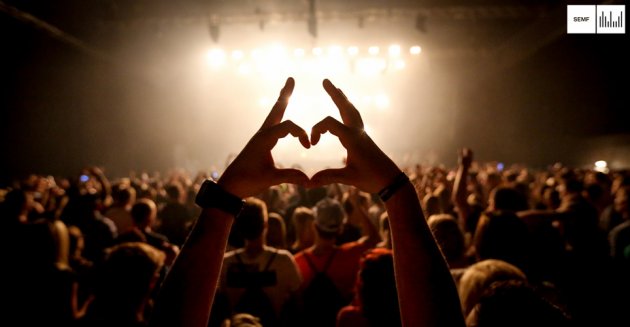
428, 214, 468, 270
294, 196, 379, 327
289, 207, 315, 254
266, 212, 287, 249
458, 259, 527, 318
148, 78, 465, 327
105, 183, 136, 234
64, 193, 117, 263
158, 182, 194, 247
337, 188, 371, 245
465, 280, 571, 327
212, 198, 301, 327
337, 248, 401, 327
473, 211, 530, 274
600, 185, 629, 234
4, 220, 85, 325
119, 199, 179, 266
79, 242, 165, 327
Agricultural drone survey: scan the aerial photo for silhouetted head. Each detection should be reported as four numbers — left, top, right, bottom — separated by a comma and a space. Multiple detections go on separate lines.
234, 197, 268, 241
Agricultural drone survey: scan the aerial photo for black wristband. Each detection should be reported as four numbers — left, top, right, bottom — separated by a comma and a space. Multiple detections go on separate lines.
195, 180, 245, 216
378, 172, 410, 202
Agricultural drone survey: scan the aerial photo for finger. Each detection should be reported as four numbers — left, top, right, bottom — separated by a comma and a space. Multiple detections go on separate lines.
266, 120, 310, 149
322, 79, 363, 128
310, 116, 350, 146
309, 168, 353, 188
261, 77, 295, 129
271, 168, 309, 186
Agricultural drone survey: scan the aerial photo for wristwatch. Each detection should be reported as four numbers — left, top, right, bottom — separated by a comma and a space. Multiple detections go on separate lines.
195, 179, 245, 216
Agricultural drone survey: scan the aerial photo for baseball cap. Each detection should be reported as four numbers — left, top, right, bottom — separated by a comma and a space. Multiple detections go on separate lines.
313, 198, 345, 233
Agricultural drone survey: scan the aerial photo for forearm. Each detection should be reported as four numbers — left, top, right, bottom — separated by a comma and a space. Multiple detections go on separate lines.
387, 182, 465, 327
150, 208, 233, 327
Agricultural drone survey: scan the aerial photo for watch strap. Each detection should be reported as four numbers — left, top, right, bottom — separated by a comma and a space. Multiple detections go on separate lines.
195, 180, 245, 216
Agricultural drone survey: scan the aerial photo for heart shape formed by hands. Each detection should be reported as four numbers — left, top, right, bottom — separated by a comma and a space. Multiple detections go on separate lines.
218, 77, 402, 198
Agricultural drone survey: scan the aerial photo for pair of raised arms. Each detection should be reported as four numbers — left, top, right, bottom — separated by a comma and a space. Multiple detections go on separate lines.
217, 77, 402, 199
150, 78, 465, 327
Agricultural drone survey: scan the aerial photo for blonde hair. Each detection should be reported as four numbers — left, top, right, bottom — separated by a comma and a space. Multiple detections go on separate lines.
458, 259, 526, 316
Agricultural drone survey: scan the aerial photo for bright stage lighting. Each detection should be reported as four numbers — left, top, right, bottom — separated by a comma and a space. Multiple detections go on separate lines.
368, 46, 380, 55
347, 46, 359, 56
410, 45, 422, 55
312, 47, 323, 56
206, 48, 226, 67
388, 44, 401, 57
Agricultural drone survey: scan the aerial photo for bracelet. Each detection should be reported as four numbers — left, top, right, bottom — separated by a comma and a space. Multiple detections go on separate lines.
378, 172, 410, 202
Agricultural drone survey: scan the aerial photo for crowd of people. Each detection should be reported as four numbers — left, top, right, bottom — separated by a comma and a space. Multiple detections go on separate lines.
1, 78, 629, 327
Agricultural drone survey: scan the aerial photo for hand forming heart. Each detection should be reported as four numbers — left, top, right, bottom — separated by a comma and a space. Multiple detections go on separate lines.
217, 77, 402, 198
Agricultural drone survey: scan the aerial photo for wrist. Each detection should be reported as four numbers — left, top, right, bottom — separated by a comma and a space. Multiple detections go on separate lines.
378, 172, 411, 202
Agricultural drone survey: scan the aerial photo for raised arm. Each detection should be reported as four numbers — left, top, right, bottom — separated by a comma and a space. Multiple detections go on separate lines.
149, 77, 310, 327
453, 148, 473, 230
310, 79, 465, 327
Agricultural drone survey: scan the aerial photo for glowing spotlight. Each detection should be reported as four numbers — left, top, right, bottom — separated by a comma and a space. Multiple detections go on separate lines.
206, 48, 226, 67
368, 46, 380, 55
374, 94, 390, 109
231, 50, 244, 61
410, 45, 422, 55
294, 48, 305, 57
594, 160, 609, 173
347, 46, 359, 56
388, 44, 401, 57
312, 47, 323, 56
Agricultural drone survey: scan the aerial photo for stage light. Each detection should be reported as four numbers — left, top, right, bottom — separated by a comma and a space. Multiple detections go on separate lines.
312, 47, 323, 56
410, 45, 422, 55
368, 46, 380, 55
294, 48, 305, 57
594, 160, 609, 173
206, 48, 226, 67
231, 50, 244, 61
347, 46, 359, 56
388, 44, 401, 57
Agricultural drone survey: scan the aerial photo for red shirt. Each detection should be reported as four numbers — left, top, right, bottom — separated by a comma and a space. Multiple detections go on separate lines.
294, 241, 372, 301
